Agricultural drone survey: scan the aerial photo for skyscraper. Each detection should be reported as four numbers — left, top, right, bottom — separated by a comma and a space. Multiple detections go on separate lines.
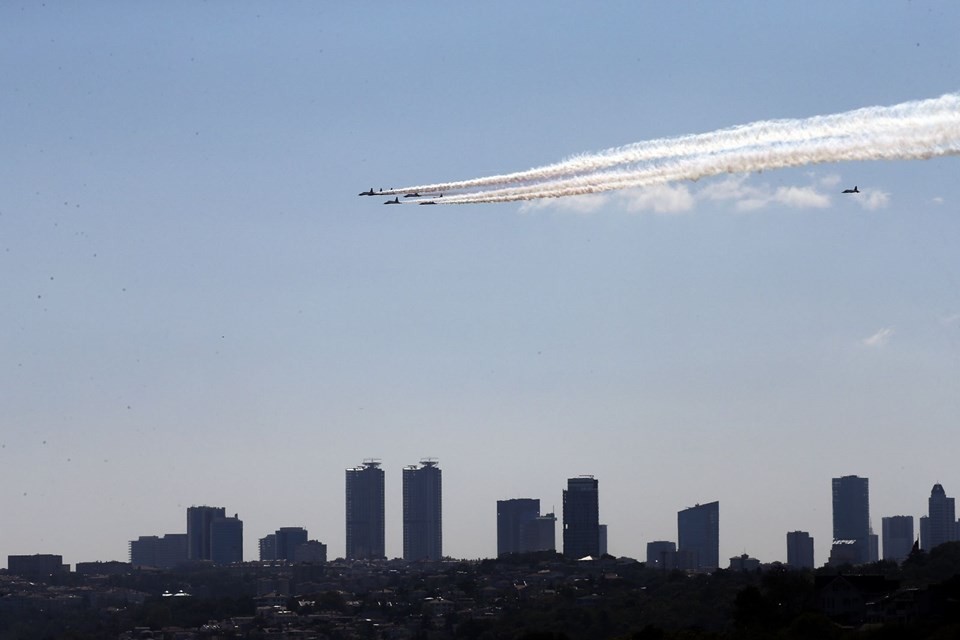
187, 506, 226, 561
562, 476, 599, 559
786, 531, 814, 569
831, 475, 870, 565
210, 514, 243, 565
345, 460, 386, 560
497, 498, 540, 557
882, 516, 914, 563
403, 459, 442, 561
677, 501, 719, 572
922, 483, 957, 551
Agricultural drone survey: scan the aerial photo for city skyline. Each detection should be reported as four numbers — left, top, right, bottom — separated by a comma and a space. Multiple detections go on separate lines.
3, 3, 959, 571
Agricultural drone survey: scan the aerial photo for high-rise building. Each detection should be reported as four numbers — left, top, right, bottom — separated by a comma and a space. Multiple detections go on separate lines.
187, 506, 226, 561
646, 541, 677, 570
882, 516, 914, 563
293, 540, 328, 564
497, 498, 540, 557
345, 460, 386, 560
831, 475, 870, 565
403, 459, 442, 561
259, 534, 277, 561
677, 501, 719, 572
786, 531, 814, 569
7, 554, 66, 578
922, 484, 957, 551
563, 476, 599, 559
210, 514, 243, 565
275, 527, 309, 561
528, 513, 557, 553
130, 534, 188, 569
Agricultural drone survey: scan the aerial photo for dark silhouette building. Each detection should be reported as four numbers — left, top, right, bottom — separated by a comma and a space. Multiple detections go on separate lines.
497, 498, 556, 556
7, 554, 66, 578
130, 533, 188, 569
646, 541, 677, 570
403, 459, 442, 561
210, 514, 243, 565
786, 530, 815, 569
563, 476, 599, 558
677, 501, 719, 572
187, 505, 226, 561
831, 475, 870, 565
921, 483, 957, 551
346, 459, 386, 559
882, 515, 914, 563
275, 527, 309, 561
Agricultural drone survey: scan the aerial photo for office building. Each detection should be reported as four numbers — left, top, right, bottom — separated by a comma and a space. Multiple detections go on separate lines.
831, 475, 870, 565
677, 501, 719, 572
563, 476, 600, 559
210, 514, 243, 565
292, 540, 328, 564
275, 527, 309, 561
922, 483, 957, 551
786, 531, 814, 569
187, 505, 226, 561
129, 533, 188, 569
599, 524, 608, 557
646, 541, 677, 570
403, 459, 442, 561
882, 516, 914, 563
529, 513, 557, 553
497, 498, 540, 557
345, 460, 386, 560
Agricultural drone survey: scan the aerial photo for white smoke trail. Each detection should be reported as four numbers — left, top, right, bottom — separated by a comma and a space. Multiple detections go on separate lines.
443, 126, 960, 204
383, 92, 960, 203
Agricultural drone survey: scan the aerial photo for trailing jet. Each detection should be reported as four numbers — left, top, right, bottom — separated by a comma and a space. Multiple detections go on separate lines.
841, 186, 860, 193
419, 201, 437, 205
358, 188, 377, 196
404, 192, 421, 198
384, 197, 401, 205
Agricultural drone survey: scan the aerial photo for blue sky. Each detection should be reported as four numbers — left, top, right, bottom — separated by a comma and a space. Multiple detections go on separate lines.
2, 2, 959, 568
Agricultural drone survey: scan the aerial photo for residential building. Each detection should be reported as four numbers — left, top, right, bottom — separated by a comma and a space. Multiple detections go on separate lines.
129, 533, 188, 569
345, 460, 386, 560
403, 459, 442, 561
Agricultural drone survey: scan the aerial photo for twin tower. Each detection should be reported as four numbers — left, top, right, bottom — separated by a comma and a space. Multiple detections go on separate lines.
345, 459, 441, 561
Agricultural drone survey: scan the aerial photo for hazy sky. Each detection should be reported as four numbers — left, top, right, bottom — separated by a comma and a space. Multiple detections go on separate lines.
3, 2, 959, 569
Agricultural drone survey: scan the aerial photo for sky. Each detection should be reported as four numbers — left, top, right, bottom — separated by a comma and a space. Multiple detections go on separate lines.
2, 2, 959, 569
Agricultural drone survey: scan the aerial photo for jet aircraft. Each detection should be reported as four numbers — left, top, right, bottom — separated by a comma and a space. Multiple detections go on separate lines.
419, 201, 437, 205
404, 192, 421, 198
384, 197, 401, 205
358, 188, 376, 196
841, 186, 860, 193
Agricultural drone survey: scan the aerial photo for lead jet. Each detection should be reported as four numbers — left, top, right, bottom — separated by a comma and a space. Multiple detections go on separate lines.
358, 188, 377, 196
384, 197, 401, 205
841, 186, 860, 193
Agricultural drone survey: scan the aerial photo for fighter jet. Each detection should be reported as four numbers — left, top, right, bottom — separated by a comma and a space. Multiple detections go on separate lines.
419, 201, 437, 205
358, 188, 377, 196
841, 186, 860, 194
404, 192, 421, 198
384, 197, 401, 205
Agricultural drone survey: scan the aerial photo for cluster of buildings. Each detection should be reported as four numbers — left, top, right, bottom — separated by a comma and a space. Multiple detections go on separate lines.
7, 463, 959, 574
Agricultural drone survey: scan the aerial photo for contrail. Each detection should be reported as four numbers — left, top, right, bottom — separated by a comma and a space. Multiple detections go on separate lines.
377, 92, 960, 204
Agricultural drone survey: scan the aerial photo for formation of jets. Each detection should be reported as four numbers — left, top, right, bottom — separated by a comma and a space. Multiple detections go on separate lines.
359, 187, 444, 205
842, 185, 860, 193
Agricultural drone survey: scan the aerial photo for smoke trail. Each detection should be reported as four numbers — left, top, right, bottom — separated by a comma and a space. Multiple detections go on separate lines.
384, 92, 960, 203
